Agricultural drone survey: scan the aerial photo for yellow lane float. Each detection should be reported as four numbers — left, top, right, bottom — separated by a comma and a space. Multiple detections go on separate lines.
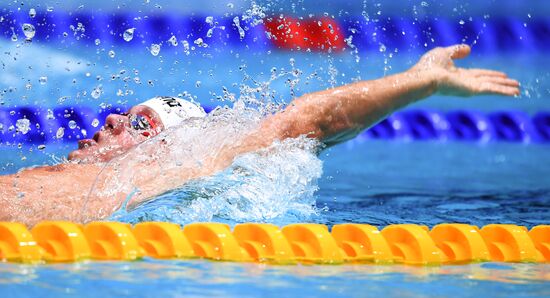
0, 221, 548, 265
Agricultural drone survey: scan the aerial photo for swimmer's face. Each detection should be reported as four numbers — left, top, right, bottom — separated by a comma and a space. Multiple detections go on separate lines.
67, 105, 164, 163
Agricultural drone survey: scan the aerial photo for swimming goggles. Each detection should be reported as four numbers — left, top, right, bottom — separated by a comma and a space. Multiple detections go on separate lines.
125, 113, 157, 137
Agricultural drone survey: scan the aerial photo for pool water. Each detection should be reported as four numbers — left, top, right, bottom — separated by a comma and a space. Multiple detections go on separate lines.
1, 0, 550, 297
1, 137, 549, 297
0, 260, 548, 298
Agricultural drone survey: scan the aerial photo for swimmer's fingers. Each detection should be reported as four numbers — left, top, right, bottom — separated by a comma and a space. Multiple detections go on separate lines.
464, 68, 509, 78
476, 81, 520, 96
479, 76, 520, 88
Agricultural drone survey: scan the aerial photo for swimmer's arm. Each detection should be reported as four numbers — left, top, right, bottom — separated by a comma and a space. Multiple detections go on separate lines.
261, 45, 520, 146
0, 164, 109, 226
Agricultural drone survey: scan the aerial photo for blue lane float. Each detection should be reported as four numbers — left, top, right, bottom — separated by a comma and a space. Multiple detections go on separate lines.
0, 107, 549, 145
533, 112, 550, 141
488, 111, 540, 143
446, 110, 494, 142
1, 9, 549, 53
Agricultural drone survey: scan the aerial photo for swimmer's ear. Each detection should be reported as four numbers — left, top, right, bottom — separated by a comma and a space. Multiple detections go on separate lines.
448, 44, 471, 60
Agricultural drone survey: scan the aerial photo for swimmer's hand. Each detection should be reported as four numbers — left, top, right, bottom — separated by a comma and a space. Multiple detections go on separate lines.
410, 44, 520, 97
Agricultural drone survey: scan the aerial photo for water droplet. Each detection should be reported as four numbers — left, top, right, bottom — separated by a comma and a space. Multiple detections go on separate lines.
420, 1, 429, 7
168, 35, 178, 46
182, 40, 190, 55
56, 127, 65, 139
459, 20, 465, 25
207, 28, 214, 38
37, 144, 46, 150
233, 16, 245, 39
379, 44, 386, 52
95, 38, 101, 45
29, 8, 36, 18
46, 109, 55, 120
68, 120, 77, 129
205, 16, 214, 25
91, 85, 103, 99
150, 43, 161, 56
16, 118, 31, 134
194, 38, 207, 47
123, 28, 135, 42
227, 3, 234, 9
39, 76, 47, 85
91, 118, 99, 127
195, 81, 201, 88
46, 6, 54, 12
11, 32, 18, 42
108, 50, 116, 58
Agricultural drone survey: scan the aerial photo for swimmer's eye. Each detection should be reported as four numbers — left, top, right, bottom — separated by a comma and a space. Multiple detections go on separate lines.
126, 113, 157, 136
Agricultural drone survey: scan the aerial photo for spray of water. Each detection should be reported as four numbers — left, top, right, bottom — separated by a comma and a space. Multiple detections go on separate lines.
82, 78, 324, 225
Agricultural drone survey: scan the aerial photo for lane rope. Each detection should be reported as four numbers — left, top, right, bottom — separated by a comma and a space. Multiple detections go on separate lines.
1, 107, 548, 144
1, 10, 548, 52
0, 221, 548, 265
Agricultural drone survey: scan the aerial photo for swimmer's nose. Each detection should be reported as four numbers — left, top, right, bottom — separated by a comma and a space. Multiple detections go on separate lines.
104, 113, 129, 135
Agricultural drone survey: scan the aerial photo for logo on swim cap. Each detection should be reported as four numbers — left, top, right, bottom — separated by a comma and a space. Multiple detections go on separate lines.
139, 96, 206, 129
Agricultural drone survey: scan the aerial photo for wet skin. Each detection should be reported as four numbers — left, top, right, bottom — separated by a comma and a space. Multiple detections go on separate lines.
68, 105, 165, 163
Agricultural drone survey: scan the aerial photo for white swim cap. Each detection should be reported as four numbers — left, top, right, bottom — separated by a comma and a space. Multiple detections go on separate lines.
139, 96, 206, 129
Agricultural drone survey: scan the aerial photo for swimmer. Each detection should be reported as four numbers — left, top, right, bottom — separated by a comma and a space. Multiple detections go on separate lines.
0, 45, 520, 226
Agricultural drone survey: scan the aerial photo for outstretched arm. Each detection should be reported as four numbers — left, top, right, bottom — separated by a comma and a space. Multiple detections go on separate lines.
261, 44, 520, 146
0, 45, 521, 226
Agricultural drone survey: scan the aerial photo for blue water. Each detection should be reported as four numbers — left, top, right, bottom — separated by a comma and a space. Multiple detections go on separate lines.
1, 0, 550, 297
1, 139, 549, 297
0, 261, 549, 298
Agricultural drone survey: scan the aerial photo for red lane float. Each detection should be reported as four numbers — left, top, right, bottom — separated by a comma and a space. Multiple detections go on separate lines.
264, 16, 345, 52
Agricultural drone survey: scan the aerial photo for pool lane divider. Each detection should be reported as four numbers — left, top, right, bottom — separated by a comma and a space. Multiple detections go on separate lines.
2, 10, 549, 53
0, 221, 548, 265
0, 107, 549, 144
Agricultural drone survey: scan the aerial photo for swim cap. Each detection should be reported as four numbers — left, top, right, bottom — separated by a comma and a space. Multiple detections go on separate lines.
139, 96, 206, 129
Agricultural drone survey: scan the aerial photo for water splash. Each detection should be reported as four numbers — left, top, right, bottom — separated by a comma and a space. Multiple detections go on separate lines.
110, 136, 323, 225
83, 90, 324, 224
